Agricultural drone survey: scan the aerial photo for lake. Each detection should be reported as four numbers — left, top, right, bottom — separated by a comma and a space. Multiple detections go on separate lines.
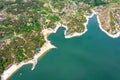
10, 15, 120, 80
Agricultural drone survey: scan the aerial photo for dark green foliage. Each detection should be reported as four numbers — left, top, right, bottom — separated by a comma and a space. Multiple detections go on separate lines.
0, 0, 118, 76
110, 12, 115, 31
48, 16, 61, 22
73, 0, 108, 6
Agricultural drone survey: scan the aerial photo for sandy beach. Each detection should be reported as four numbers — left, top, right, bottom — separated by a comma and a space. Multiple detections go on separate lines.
64, 11, 95, 38
93, 10, 120, 38
1, 29, 56, 80
0, 12, 95, 80
1, 9, 120, 80
96, 14, 120, 38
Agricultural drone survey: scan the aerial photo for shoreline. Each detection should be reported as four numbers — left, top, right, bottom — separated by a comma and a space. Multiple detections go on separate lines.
93, 11, 120, 38
1, 29, 56, 80
97, 15, 120, 38
0, 12, 97, 80
1, 10, 120, 80
64, 10, 95, 39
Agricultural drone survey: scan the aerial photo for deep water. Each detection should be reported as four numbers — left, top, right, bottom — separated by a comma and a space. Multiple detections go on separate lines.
10, 15, 120, 80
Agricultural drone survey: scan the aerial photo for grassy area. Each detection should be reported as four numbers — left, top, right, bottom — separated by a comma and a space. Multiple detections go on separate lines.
110, 12, 116, 32
110, 0, 120, 3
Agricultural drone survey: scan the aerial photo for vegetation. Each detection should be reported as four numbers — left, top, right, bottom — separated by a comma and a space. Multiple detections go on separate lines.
110, 12, 115, 31
0, 0, 119, 76
110, 0, 120, 3
0, 0, 46, 75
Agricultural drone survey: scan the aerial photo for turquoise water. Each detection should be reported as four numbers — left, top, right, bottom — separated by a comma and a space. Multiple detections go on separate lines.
10, 15, 120, 80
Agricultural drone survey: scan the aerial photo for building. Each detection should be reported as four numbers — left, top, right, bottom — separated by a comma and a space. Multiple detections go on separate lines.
36, 48, 41, 52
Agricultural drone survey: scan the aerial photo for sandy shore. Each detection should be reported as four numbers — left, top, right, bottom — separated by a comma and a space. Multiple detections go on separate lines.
64, 10, 95, 38
93, 10, 120, 38
41, 11, 96, 39
1, 29, 56, 80
0, 12, 95, 80
1, 59, 37, 80
96, 15, 120, 38
1, 9, 120, 80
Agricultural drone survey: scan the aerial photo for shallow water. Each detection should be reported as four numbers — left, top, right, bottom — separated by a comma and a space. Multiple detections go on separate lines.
10, 15, 120, 80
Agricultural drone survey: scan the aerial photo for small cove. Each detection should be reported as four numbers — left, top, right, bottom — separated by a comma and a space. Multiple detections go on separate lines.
10, 15, 120, 80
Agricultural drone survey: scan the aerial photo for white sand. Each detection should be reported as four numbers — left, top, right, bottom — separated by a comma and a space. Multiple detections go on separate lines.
1, 9, 120, 80
1, 59, 37, 80
0, 12, 96, 80
1, 29, 56, 80
85, 10, 120, 38
64, 11, 95, 38
96, 12, 120, 38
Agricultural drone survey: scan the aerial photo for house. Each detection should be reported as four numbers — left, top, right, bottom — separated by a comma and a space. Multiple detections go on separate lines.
13, 37, 17, 41
0, 40, 6, 43
0, 44, 4, 50
36, 48, 41, 52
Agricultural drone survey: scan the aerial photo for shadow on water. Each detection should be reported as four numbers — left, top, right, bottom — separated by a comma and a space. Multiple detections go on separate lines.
10, 15, 120, 80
